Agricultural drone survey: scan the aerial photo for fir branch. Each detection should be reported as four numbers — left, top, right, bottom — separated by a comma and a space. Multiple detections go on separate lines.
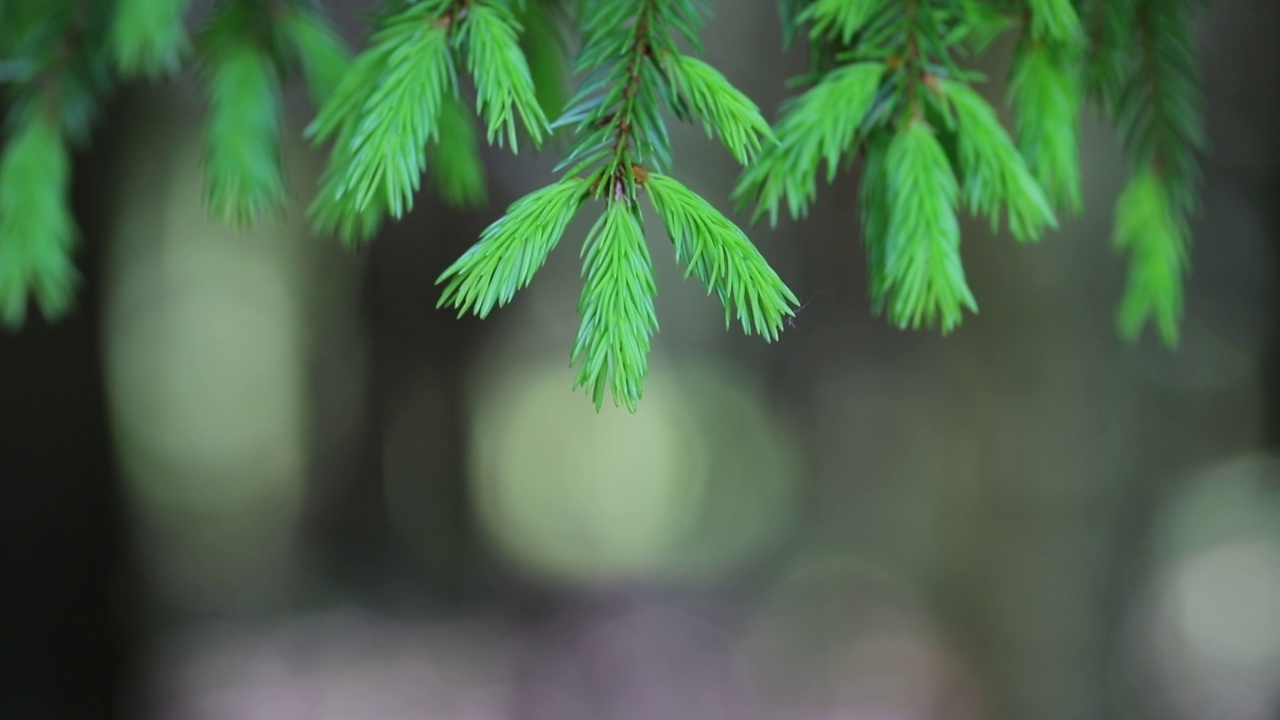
307, 46, 397, 244
202, 35, 287, 226
580, 0, 667, 198
1121, 0, 1205, 211
0, 1, 106, 325
942, 79, 1057, 242
798, 0, 889, 45
0, 0, 1223, 370
331, 4, 456, 219
1006, 0, 1085, 214
1110, 0, 1205, 345
1008, 41, 1083, 213
308, 0, 549, 242
108, 0, 191, 78
0, 115, 78, 326
565, 0, 670, 410
437, 178, 587, 317
879, 118, 976, 332
646, 172, 798, 338
1113, 169, 1186, 343
439, 0, 793, 411
661, 53, 776, 165
732, 61, 887, 224
741, 0, 993, 332
277, 4, 353, 109
860, 134, 892, 308
1026, 0, 1084, 46
1078, 0, 1135, 110
571, 199, 659, 412
463, 0, 550, 150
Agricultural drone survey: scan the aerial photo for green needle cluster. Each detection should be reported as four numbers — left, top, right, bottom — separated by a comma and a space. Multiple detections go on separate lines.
0, 0, 1213, 409
438, 0, 796, 411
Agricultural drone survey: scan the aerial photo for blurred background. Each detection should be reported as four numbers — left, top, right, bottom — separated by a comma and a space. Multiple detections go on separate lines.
3, 1, 1280, 719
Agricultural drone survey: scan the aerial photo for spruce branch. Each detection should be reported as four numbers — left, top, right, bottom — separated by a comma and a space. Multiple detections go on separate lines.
798, 0, 889, 45
437, 178, 587, 317
439, 0, 795, 411
1007, 0, 1085, 214
108, 0, 192, 78
1008, 41, 1083, 214
277, 4, 353, 109
307, 45, 398, 244
1078, 0, 1136, 110
518, 0, 573, 119
201, 29, 287, 227
661, 53, 776, 165
197, 0, 353, 227
0, 0, 1222, 387
739, 0, 1015, 332
571, 199, 659, 411
307, 0, 550, 244
879, 118, 975, 332
733, 61, 887, 224
0, 0, 108, 325
646, 172, 799, 337
1026, 0, 1084, 46
942, 79, 1057, 242
463, 0, 550, 150
1113, 168, 1186, 344
321, 4, 456, 221
0, 115, 78, 326
1106, 0, 1205, 346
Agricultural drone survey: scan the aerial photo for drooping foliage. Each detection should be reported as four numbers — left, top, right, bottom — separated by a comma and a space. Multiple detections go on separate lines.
0, 0, 1210, 409
437, 0, 796, 410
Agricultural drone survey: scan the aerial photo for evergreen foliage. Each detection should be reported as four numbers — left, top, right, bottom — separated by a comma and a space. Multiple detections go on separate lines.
0, 0, 1211, 410
437, 0, 795, 410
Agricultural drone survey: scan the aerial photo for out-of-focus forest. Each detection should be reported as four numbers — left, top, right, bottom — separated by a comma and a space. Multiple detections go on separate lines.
3, 1, 1280, 719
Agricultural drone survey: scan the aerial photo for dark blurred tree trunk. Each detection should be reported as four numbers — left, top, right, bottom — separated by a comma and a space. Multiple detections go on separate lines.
308, 186, 504, 606
0, 96, 142, 719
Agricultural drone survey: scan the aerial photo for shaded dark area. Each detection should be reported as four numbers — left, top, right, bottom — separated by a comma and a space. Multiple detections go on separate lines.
0, 95, 138, 719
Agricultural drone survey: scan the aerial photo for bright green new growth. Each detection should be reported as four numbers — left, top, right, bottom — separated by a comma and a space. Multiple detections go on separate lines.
942, 80, 1056, 242
1106, 0, 1207, 346
1113, 169, 1186, 343
324, 12, 455, 220
0, 117, 78, 326
306, 0, 548, 246
464, 2, 550, 151
732, 0, 1205, 346
438, 178, 588, 318
1027, 0, 1084, 45
439, 0, 795, 411
572, 201, 660, 410
646, 173, 798, 337
0, 0, 1213, 407
109, 0, 192, 78
734, 61, 887, 224
879, 120, 973, 332
662, 54, 776, 165
203, 40, 287, 226
278, 7, 354, 108
798, 0, 889, 45
736, 0, 1049, 331
1008, 43, 1083, 214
